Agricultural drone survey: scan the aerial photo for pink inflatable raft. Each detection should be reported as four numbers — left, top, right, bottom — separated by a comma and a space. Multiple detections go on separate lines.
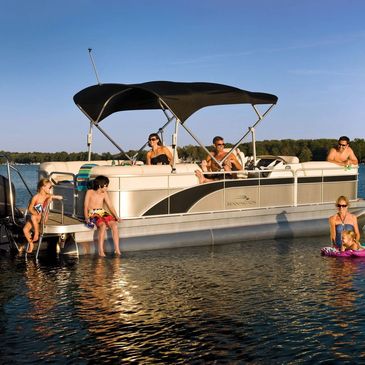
321, 247, 365, 257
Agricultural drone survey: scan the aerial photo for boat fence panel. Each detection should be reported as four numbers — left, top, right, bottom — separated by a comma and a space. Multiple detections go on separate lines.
43, 161, 360, 219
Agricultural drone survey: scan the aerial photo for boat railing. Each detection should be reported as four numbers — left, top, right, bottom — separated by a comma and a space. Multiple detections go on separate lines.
244, 164, 358, 208
48, 163, 358, 219
0, 154, 33, 226
48, 171, 78, 217
104, 164, 358, 217
291, 165, 358, 207
32, 199, 65, 260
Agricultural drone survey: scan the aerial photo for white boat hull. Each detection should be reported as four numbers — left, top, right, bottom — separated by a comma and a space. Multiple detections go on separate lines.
58, 201, 365, 255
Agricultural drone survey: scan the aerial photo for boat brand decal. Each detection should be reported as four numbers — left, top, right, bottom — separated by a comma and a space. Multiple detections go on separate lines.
226, 194, 257, 207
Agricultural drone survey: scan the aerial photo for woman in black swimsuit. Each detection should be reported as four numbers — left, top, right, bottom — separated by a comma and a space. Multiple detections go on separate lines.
146, 133, 172, 165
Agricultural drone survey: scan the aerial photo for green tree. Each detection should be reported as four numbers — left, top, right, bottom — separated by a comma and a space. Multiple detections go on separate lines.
298, 146, 312, 162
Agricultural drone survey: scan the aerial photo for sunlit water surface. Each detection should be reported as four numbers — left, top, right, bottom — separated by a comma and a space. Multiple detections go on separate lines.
2, 241, 365, 364
0, 165, 364, 364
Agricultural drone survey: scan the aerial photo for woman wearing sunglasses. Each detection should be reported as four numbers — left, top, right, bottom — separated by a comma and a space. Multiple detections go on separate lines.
146, 133, 172, 165
327, 136, 358, 167
329, 195, 360, 250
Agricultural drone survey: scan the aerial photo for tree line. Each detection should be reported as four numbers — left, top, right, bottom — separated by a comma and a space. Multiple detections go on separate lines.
1, 138, 365, 164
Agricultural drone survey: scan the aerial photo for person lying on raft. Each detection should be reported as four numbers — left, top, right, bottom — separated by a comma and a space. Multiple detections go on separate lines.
341, 230, 362, 252
195, 136, 242, 183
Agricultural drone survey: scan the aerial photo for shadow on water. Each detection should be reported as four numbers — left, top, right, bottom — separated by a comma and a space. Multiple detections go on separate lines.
273, 210, 295, 256
274, 209, 293, 236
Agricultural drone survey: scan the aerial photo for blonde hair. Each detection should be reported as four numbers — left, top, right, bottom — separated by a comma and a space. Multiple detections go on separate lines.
342, 230, 358, 243
37, 178, 51, 192
336, 195, 349, 207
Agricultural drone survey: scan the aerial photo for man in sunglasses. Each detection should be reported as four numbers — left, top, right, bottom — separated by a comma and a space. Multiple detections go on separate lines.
196, 136, 242, 183
326, 136, 358, 167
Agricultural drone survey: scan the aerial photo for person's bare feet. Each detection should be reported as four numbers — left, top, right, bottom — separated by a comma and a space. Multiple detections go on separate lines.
98, 251, 106, 257
195, 170, 213, 184
195, 170, 205, 183
114, 250, 121, 256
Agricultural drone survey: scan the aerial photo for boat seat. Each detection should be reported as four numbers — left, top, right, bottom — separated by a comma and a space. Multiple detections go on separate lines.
39, 160, 127, 183
76, 163, 98, 191
278, 156, 300, 164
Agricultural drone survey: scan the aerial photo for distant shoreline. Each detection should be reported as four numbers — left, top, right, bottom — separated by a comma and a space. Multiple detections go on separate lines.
1, 138, 364, 164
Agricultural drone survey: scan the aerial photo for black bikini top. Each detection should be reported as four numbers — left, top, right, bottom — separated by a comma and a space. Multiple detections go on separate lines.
150, 154, 170, 165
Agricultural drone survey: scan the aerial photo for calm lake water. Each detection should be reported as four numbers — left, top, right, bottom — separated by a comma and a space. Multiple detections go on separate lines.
0, 164, 365, 364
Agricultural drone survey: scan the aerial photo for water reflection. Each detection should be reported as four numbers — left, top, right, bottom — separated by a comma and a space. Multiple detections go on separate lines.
318, 257, 365, 362
25, 260, 58, 327
3, 238, 365, 363
76, 256, 137, 321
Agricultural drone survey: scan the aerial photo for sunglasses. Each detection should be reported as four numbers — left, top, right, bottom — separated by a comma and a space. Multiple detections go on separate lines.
336, 204, 347, 208
338, 144, 347, 147
216, 143, 225, 146
149, 138, 158, 141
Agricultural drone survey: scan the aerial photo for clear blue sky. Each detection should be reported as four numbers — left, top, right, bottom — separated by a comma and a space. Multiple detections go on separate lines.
1, 0, 364, 153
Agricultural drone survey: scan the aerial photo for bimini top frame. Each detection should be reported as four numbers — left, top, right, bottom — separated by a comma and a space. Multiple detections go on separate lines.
73, 81, 278, 167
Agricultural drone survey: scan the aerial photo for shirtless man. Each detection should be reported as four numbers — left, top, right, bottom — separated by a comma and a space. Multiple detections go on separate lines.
84, 175, 122, 257
327, 136, 358, 167
196, 136, 242, 183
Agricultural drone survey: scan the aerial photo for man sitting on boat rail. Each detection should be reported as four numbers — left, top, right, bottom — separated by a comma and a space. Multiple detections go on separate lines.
195, 136, 242, 183
327, 136, 358, 167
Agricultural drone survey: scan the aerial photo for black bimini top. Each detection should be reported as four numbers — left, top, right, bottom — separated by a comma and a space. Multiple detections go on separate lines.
73, 81, 278, 124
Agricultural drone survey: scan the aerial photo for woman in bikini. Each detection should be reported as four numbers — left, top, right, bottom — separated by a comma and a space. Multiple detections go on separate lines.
146, 133, 172, 165
329, 195, 360, 250
23, 178, 63, 253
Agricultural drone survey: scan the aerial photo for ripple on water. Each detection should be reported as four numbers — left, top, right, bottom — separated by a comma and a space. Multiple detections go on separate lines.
2, 237, 365, 363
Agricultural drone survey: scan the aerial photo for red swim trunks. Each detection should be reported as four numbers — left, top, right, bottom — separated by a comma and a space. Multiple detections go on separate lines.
88, 208, 117, 227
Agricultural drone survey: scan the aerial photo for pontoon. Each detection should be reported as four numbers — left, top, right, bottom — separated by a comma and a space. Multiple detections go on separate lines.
1, 81, 364, 256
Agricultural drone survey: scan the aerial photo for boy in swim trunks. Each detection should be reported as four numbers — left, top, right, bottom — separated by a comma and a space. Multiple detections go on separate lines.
84, 175, 122, 257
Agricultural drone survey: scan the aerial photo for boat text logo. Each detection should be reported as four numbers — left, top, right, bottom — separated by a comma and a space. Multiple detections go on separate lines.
226, 194, 256, 207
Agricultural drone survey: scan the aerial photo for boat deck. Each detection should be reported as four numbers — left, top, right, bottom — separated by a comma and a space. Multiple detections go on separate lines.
43, 212, 89, 235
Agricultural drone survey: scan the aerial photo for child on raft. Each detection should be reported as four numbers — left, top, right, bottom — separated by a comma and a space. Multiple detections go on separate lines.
341, 230, 362, 252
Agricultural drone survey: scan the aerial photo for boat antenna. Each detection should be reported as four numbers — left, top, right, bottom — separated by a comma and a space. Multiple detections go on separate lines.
88, 48, 102, 85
